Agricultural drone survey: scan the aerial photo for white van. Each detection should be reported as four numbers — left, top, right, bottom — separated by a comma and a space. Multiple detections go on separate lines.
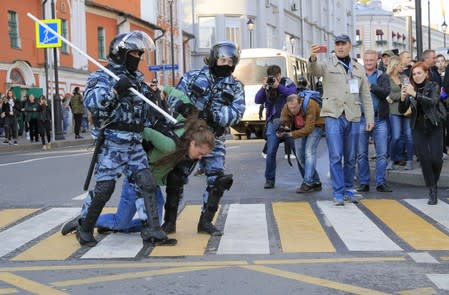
231, 48, 312, 139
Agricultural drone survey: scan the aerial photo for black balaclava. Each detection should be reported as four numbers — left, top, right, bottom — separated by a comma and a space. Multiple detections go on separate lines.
126, 53, 141, 73
212, 65, 233, 77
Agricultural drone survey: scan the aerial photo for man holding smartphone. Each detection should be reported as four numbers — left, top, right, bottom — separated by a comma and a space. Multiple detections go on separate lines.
308, 34, 374, 205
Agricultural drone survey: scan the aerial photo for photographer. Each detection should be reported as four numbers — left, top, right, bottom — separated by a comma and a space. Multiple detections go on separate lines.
255, 65, 297, 189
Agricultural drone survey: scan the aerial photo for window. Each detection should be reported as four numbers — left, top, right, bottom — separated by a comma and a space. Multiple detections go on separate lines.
266, 25, 276, 49
97, 27, 106, 59
225, 17, 241, 48
8, 11, 20, 49
61, 19, 68, 54
198, 16, 215, 49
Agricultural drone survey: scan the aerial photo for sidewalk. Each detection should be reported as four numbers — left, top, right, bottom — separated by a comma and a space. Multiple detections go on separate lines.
0, 131, 93, 153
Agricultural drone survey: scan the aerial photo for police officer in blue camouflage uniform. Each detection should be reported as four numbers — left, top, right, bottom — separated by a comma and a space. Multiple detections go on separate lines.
77, 31, 167, 246
163, 41, 245, 236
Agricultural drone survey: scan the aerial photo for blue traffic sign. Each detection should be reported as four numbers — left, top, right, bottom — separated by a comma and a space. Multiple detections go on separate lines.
148, 64, 179, 72
35, 19, 61, 48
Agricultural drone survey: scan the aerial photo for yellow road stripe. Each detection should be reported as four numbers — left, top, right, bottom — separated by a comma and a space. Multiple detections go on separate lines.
363, 199, 449, 250
241, 265, 390, 295
0, 209, 40, 229
397, 287, 436, 295
0, 260, 247, 272
52, 265, 225, 287
0, 288, 18, 294
440, 256, 449, 260
272, 202, 335, 252
11, 207, 116, 261
0, 272, 68, 295
255, 256, 406, 265
151, 205, 218, 257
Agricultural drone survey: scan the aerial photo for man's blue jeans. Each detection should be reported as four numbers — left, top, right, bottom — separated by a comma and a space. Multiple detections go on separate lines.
80, 178, 164, 232
357, 116, 388, 186
325, 115, 359, 199
265, 120, 282, 183
294, 127, 322, 185
389, 114, 414, 161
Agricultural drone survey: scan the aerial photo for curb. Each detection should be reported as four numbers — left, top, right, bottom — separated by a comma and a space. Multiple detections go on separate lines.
0, 138, 93, 153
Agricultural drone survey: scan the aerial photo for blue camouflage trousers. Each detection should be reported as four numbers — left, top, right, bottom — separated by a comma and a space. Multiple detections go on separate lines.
200, 139, 226, 209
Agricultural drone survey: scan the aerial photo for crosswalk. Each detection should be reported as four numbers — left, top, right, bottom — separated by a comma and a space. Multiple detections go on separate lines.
1, 199, 449, 261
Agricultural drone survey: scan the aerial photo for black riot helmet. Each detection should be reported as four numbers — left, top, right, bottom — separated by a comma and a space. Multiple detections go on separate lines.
207, 41, 240, 72
108, 31, 155, 66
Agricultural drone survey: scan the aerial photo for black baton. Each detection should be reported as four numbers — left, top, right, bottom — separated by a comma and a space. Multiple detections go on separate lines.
83, 128, 105, 191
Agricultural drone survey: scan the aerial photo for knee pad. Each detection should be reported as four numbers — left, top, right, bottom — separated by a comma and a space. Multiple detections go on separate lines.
94, 180, 115, 202
207, 173, 233, 195
132, 169, 156, 195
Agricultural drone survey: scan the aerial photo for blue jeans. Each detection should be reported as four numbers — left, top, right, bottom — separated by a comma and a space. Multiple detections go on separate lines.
294, 127, 322, 185
325, 116, 359, 199
389, 114, 413, 161
357, 116, 388, 186
80, 178, 164, 232
264, 120, 282, 182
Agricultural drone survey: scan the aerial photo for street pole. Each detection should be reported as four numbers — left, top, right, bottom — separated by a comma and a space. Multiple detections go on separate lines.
51, 0, 64, 140
169, 0, 175, 86
415, 0, 423, 60
428, 0, 431, 49
407, 16, 413, 58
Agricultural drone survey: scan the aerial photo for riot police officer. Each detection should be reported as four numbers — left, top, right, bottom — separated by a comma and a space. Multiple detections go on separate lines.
77, 31, 167, 246
163, 41, 245, 236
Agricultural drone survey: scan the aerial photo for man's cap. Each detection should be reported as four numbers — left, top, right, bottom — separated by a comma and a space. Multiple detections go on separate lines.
151, 78, 158, 84
335, 34, 351, 43
382, 50, 394, 57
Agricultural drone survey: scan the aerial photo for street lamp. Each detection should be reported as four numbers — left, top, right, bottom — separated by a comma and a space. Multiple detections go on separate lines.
247, 18, 255, 48
167, 0, 175, 86
289, 36, 295, 54
442, 21, 448, 48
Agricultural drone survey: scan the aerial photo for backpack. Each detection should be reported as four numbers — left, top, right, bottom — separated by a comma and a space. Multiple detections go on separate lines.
299, 89, 322, 113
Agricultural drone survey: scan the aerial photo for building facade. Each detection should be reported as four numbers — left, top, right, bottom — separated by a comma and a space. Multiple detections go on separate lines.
182, 0, 356, 68
354, 0, 447, 60
0, 0, 184, 99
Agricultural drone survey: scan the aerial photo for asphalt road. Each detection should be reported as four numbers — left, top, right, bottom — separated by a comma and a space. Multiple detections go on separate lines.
1, 139, 449, 294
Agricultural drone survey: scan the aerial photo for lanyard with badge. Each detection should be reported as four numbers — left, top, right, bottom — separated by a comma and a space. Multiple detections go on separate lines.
338, 60, 359, 94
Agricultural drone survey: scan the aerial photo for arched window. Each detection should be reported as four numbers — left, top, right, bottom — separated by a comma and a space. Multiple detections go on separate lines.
10, 68, 25, 85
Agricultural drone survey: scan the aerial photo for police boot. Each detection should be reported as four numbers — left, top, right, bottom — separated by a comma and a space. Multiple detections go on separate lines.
427, 185, 438, 205
197, 205, 222, 236
61, 215, 80, 235
133, 170, 168, 243
161, 177, 183, 234
76, 180, 115, 247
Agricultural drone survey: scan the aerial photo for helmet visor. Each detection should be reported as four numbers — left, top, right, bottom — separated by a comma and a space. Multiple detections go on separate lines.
121, 31, 155, 66
214, 44, 240, 65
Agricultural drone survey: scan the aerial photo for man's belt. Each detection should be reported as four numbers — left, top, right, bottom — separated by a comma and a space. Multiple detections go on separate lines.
106, 122, 144, 133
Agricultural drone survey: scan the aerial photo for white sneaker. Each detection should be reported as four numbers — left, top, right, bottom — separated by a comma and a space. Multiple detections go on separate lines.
284, 154, 296, 159
261, 152, 267, 159
443, 153, 448, 160
42, 145, 47, 151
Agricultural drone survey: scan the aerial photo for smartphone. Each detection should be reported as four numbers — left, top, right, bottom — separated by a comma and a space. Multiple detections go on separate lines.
317, 45, 327, 53
401, 76, 410, 87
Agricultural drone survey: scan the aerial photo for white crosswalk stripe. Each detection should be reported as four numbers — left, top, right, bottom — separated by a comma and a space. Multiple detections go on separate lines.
404, 199, 449, 230
81, 233, 143, 259
316, 201, 402, 251
0, 208, 79, 257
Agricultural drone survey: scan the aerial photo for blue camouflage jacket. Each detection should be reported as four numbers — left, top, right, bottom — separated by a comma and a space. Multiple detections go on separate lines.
83, 61, 152, 143
168, 66, 245, 133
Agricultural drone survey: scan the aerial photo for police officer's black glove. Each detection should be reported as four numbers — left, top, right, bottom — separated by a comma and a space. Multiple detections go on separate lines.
114, 76, 133, 95
199, 108, 215, 124
176, 102, 197, 118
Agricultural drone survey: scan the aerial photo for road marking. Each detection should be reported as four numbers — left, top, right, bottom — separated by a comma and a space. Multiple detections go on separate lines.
272, 202, 335, 252
0, 208, 79, 257
71, 193, 87, 200
254, 256, 407, 265
404, 199, 449, 230
82, 232, 142, 259
0, 272, 68, 295
151, 205, 216, 256
426, 274, 449, 290
217, 204, 269, 254
0, 152, 90, 167
0, 288, 18, 294
241, 265, 390, 295
397, 287, 436, 295
52, 266, 225, 287
316, 201, 402, 251
363, 199, 449, 250
0, 209, 40, 229
408, 252, 439, 264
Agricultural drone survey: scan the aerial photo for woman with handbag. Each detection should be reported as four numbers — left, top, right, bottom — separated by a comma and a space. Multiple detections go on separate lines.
399, 62, 445, 205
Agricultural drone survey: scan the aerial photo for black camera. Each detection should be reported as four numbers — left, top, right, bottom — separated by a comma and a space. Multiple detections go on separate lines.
267, 75, 276, 87
277, 125, 291, 133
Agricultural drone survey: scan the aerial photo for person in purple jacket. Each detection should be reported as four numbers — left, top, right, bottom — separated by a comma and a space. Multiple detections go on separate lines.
255, 65, 297, 188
